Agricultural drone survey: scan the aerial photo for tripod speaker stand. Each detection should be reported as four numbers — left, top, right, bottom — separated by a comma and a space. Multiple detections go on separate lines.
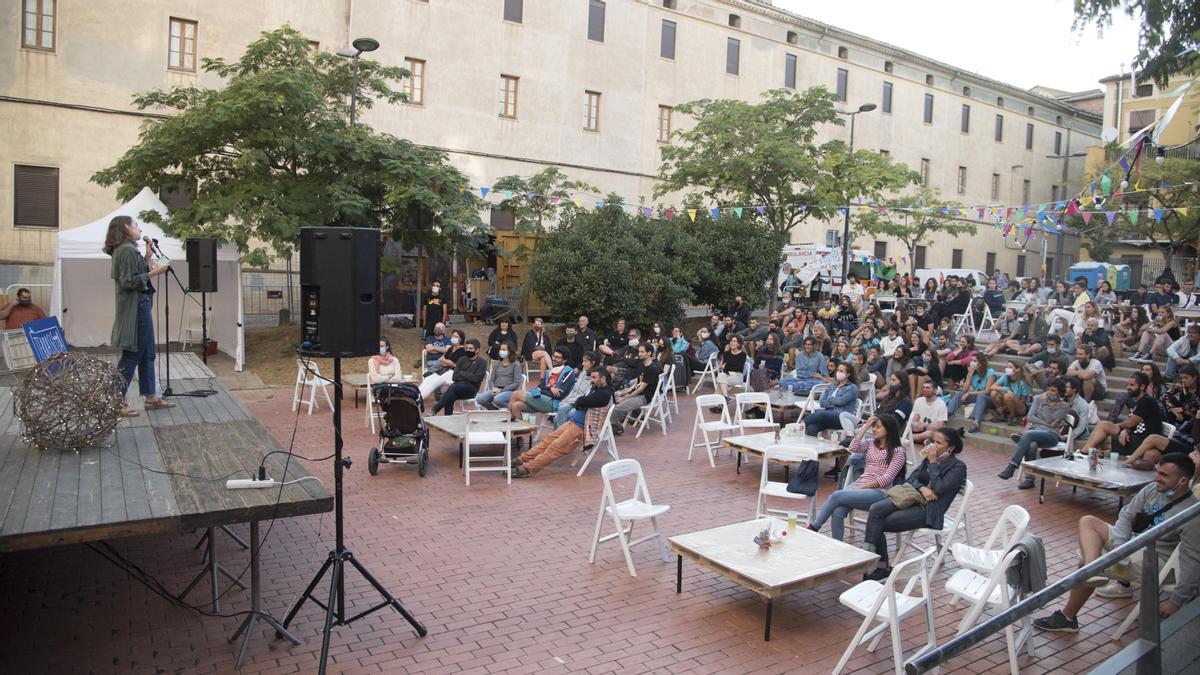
279, 356, 426, 673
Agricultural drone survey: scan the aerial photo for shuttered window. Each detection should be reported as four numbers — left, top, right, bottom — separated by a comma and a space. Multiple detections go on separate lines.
14, 165, 59, 228
22, 0, 55, 50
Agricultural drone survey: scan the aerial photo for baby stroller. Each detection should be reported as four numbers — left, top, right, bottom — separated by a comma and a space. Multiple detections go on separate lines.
367, 382, 430, 477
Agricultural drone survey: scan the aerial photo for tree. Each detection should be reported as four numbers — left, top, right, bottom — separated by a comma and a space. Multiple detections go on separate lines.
854, 187, 974, 275
92, 26, 485, 266
1103, 157, 1200, 268
1073, 0, 1199, 86
489, 167, 598, 263
677, 195, 784, 311
527, 200, 698, 329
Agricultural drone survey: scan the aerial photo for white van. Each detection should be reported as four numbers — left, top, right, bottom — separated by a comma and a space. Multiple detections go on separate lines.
913, 268, 989, 289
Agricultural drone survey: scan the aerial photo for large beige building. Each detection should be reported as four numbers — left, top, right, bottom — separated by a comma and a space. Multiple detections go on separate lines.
2, 0, 1101, 285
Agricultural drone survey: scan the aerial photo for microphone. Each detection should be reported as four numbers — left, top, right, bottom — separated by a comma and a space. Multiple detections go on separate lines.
143, 235, 170, 264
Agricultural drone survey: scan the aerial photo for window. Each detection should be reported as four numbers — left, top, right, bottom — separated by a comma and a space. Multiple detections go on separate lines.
1128, 109, 1155, 135
874, 241, 887, 260
726, 37, 740, 75
825, 229, 841, 247
960, 104, 970, 133
1055, 114, 1063, 125
657, 105, 672, 143
587, 0, 605, 42
490, 208, 516, 231
835, 68, 848, 101
1027, 105, 1035, 116
306, 40, 320, 54
498, 75, 519, 118
786, 31, 798, 45
1022, 179, 1031, 204
1135, 83, 1153, 97
883, 60, 894, 73
997, 96, 1005, 107
986, 252, 996, 273
925, 74, 934, 86
1053, 130, 1063, 155
919, 158, 930, 185
168, 17, 198, 71
583, 91, 601, 131
503, 0, 522, 23
784, 54, 797, 89
915, 246, 927, 269
994, 114, 1004, 142
402, 58, 425, 105
1016, 255, 1026, 277
879, 149, 890, 157
991, 173, 1001, 201
662, 0, 676, 7
881, 81, 892, 113
962, 86, 971, 97
21, 0, 55, 50
13, 165, 59, 228
956, 166, 967, 195
660, 19, 676, 59
923, 94, 934, 124
728, 14, 741, 28
837, 46, 848, 59
1025, 123, 1034, 149
952, 249, 963, 268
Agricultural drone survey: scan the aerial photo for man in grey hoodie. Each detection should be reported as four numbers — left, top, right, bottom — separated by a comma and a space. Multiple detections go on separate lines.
999, 379, 1072, 488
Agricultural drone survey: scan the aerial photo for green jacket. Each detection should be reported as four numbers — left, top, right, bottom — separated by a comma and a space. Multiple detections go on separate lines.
110, 241, 151, 351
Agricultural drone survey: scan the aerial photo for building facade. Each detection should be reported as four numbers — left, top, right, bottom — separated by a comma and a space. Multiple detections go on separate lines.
2, 0, 1100, 280
1099, 71, 1200, 148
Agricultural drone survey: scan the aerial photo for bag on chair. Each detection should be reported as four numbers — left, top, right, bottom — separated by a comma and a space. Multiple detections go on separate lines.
785, 459, 820, 496
884, 483, 927, 509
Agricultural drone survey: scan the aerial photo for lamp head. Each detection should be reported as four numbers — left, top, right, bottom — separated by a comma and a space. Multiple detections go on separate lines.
857, 103, 878, 113
352, 37, 380, 52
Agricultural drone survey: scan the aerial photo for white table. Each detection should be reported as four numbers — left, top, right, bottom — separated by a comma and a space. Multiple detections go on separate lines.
723, 432, 847, 473
1019, 455, 1154, 507
670, 518, 879, 640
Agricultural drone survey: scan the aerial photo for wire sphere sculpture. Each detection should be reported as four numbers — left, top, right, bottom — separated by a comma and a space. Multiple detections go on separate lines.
16, 352, 127, 451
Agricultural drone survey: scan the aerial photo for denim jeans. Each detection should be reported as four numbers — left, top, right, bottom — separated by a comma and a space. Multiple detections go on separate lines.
805, 409, 844, 436
811, 487, 887, 540
779, 377, 823, 395
475, 389, 514, 410
555, 402, 576, 428
947, 391, 994, 424
1009, 428, 1060, 466
116, 294, 157, 397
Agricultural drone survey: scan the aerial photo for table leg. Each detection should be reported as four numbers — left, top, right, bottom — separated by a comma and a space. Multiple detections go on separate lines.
230, 521, 301, 669
736, 451, 741, 474
764, 599, 774, 641
676, 555, 682, 593
1039, 478, 1045, 504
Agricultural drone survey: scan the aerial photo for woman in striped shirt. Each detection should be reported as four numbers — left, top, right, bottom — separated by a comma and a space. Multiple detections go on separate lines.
808, 413, 907, 541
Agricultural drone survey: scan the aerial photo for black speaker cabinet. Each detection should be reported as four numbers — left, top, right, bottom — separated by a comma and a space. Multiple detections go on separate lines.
299, 227, 380, 357
186, 238, 218, 293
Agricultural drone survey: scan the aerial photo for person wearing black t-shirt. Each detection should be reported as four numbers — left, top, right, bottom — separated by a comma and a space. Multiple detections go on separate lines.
486, 318, 518, 360
576, 314, 598, 352
1081, 372, 1164, 456
610, 344, 660, 434
717, 335, 749, 399
421, 281, 445, 338
599, 318, 629, 364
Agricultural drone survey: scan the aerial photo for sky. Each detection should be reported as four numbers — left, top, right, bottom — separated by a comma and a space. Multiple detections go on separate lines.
774, 0, 1143, 92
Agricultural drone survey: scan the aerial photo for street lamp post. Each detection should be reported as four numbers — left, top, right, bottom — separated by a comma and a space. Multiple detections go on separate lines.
336, 37, 380, 127
836, 103, 877, 285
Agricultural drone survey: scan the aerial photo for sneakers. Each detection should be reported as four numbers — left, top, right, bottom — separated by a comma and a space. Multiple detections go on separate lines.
1096, 580, 1134, 598
1033, 610, 1079, 632
863, 567, 891, 582
823, 466, 840, 478
967, 422, 980, 434
511, 465, 532, 478
1131, 352, 1153, 363
997, 464, 1017, 480
1010, 433, 1023, 443
1018, 476, 1036, 489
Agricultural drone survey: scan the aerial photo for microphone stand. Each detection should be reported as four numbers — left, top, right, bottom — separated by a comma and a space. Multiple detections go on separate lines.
151, 240, 214, 399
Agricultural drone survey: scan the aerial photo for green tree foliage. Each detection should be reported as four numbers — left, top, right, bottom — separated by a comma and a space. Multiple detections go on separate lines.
1073, 0, 1199, 86
528, 201, 698, 329
1099, 157, 1200, 267
677, 196, 783, 311
655, 87, 917, 242
92, 26, 484, 267
490, 167, 598, 263
854, 187, 974, 275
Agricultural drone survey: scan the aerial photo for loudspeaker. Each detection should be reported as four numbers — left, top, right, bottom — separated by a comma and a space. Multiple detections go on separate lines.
299, 227, 380, 357
186, 238, 218, 293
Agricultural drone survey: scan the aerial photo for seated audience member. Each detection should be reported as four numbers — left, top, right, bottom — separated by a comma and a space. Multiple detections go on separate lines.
521, 317, 552, 371
508, 347, 578, 421
1178, 278, 1199, 309
576, 315, 598, 352
731, 294, 752, 326
1163, 366, 1200, 430
981, 278, 1006, 319
423, 322, 451, 372
610, 328, 644, 384
752, 333, 785, 378
611, 343, 660, 434
418, 329, 467, 399
511, 368, 614, 477
717, 315, 745, 347
989, 361, 1033, 426
833, 295, 858, 334
554, 352, 598, 427
884, 345, 911, 386
1109, 363, 1165, 422
0, 288, 46, 329
945, 353, 997, 431
780, 337, 828, 395
809, 413, 907, 541
985, 308, 1023, 356
942, 335, 978, 385
1080, 372, 1164, 457
1081, 317, 1116, 370
1148, 280, 1179, 314
879, 323, 904, 357
930, 278, 971, 325
486, 318, 518, 360
911, 380, 949, 445
1063, 376, 1093, 439
669, 325, 690, 356
476, 345, 523, 410
1092, 280, 1118, 305
1166, 324, 1200, 380
864, 346, 887, 387
599, 318, 629, 363
1034, 453, 1196, 631
829, 339, 853, 370
1067, 345, 1108, 402
860, 427, 968, 580
648, 321, 669, 353
1024, 334, 1070, 388
429, 339, 488, 415
690, 327, 720, 374
1114, 306, 1150, 355
368, 337, 403, 385
1014, 278, 1050, 303
811, 322, 834, 357
1131, 306, 1180, 362
998, 380, 1075, 488
736, 317, 769, 344
715, 335, 749, 399
1048, 281, 1090, 334
1014, 305, 1051, 356
920, 278, 938, 302
803, 362, 859, 437
554, 324, 584, 368
876, 373, 914, 425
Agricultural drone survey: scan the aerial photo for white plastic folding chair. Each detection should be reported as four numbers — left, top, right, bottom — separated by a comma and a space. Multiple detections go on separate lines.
894, 479, 975, 576
292, 359, 333, 415
463, 410, 512, 486
859, 381, 878, 418
689, 394, 741, 468
572, 405, 619, 477
633, 372, 670, 438
663, 364, 680, 416
949, 504, 1030, 576
688, 353, 718, 395
976, 304, 999, 340
733, 392, 775, 434
589, 459, 670, 577
899, 414, 919, 465
1111, 544, 1182, 641
833, 547, 938, 675
795, 382, 830, 417
945, 546, 1033, 674
756, 445, 819, 524
952, 306, 978, 337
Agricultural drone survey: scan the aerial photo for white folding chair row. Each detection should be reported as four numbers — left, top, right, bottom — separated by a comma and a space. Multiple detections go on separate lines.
632, 365, 671, 438
893, 479, 976, 577
949, 504, 1029, 576
292, 359, 333, 415
1112, 543, 1182, 642
688, 394, 741, 468
589, 459, 670, 577
571, 405, 619, 477
952, 306, 977, 337
755, 445, 818, 525
688, 353, 719, 395
463, 410, 513, 486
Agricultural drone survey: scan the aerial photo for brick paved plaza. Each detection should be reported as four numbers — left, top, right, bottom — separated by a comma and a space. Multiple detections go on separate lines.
0, 385, 1144, 674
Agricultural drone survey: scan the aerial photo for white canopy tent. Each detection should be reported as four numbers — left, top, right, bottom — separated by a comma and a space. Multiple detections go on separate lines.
51, 187, 245, 371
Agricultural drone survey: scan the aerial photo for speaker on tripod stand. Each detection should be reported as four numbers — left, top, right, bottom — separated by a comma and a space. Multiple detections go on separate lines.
283, 227, 425, 672
185, 238, 218, 362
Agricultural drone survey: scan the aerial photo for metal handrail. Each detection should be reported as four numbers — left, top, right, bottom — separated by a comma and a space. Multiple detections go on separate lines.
906, 497, 1200, 674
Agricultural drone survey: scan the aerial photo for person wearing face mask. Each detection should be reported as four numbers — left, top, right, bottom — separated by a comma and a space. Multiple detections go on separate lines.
423, 321, 451, 373
998, 379, 1074, 488
486, 318, 518, 361
554, 324, 584, 368
945, 354, 997, 433
1034, 453, 1197, 631
0, 287, 46, 329
368, 337, 403, 386
611, 329, 644, 385
1022, 334, 1069, 389
418, 329, 468, 400
804, 362, 859, 438
554, 352, 598, 427
429, 339, 488, 415
475, 345, 522, 411
421, 281, 445, 339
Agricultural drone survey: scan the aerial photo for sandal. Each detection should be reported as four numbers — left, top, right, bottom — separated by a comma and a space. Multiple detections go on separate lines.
144, 398, 176, 410
121, 407, 140, 417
